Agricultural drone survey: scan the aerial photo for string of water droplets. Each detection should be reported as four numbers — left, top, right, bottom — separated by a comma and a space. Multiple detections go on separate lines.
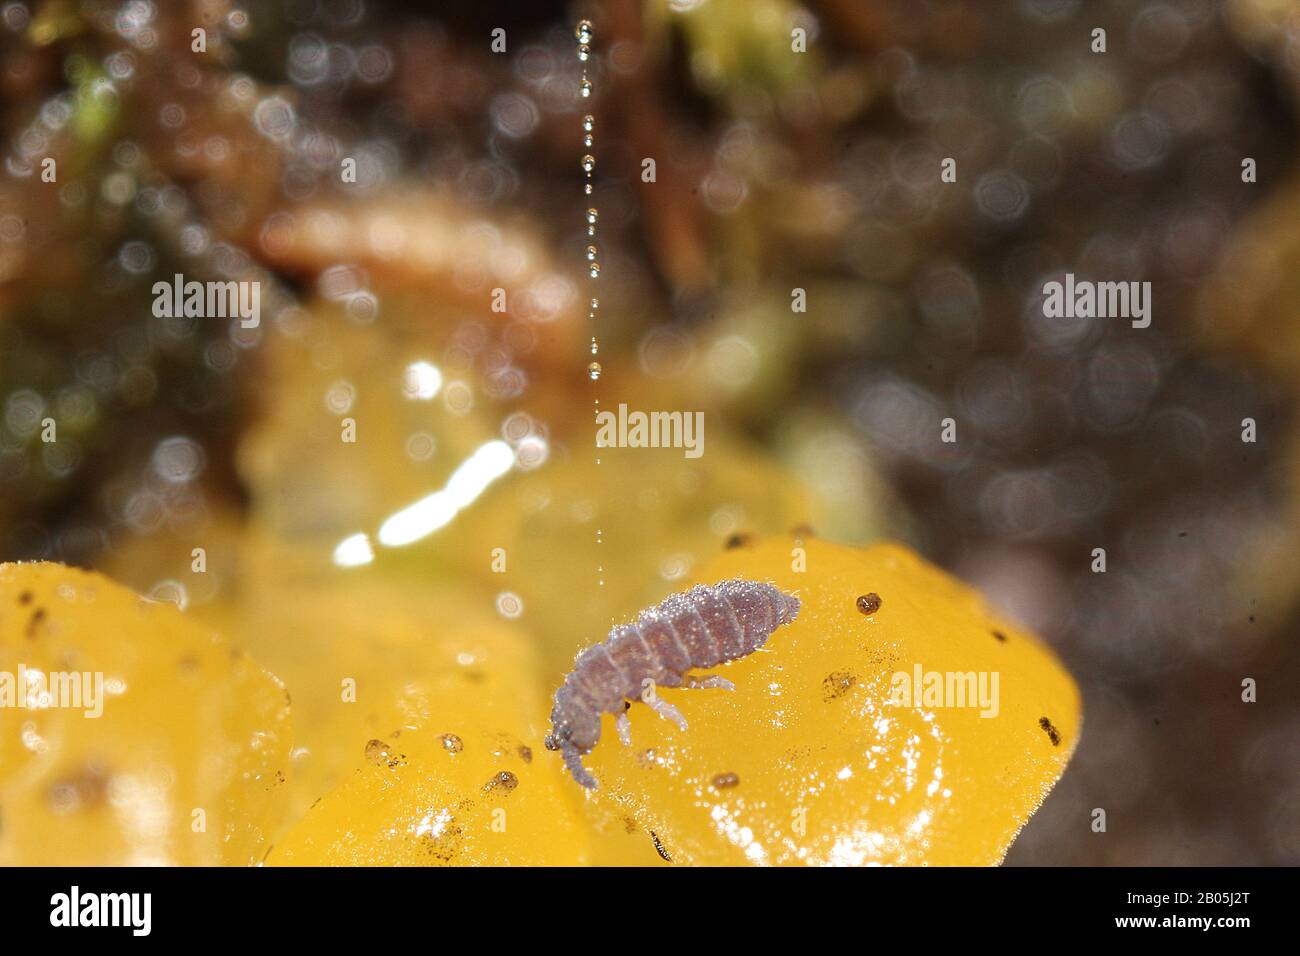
578, 18, 604, 593
580, 18, 600, 383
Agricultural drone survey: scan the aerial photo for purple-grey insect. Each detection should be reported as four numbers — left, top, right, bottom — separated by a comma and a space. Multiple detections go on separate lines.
544, 579, 801, 790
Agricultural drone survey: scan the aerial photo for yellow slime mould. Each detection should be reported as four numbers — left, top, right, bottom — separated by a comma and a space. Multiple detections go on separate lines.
269, 709, 591, 866
0, 562, 291, 866
580, 537, 1081, 866
265, 561, 591, 866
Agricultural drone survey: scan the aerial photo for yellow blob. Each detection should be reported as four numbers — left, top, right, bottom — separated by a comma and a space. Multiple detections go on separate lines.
100, 527, 593, 866
269, 718, 589, 866
0, 562, 291, 865
265, 595, 591, 865
581, 537, 1081, 866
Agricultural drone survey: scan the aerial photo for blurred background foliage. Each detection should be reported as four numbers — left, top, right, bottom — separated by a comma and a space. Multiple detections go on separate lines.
1, 0, 1298, 863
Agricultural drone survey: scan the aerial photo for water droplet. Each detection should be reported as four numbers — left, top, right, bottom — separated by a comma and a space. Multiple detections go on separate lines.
582, 115, 594, 133
590, 337, 599, 355
589, 262, 600, 278
584, 183, 593, 195
576, 19, 593, 44
586, 208, 598, 225
583, 134, 593, 148
581, 154, 595, 173
580, 77, 592, 99
587, 362, 602, 381
577, 43, 591, 62
440, 733, 464, 754
364, 738, 406, 768
585, 244, 598, 261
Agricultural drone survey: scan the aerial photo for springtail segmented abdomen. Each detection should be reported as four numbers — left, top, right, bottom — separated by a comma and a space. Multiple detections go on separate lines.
544, 579, 801, 790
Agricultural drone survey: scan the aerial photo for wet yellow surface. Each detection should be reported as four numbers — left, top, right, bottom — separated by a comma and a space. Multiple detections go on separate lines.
0, 562, 291, 865
579, 537, 1082, 865
261, 560, 591, 865
3, 536, 1080, 866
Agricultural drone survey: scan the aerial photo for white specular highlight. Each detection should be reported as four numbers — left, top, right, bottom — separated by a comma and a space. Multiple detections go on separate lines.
377, 440, 515, 547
